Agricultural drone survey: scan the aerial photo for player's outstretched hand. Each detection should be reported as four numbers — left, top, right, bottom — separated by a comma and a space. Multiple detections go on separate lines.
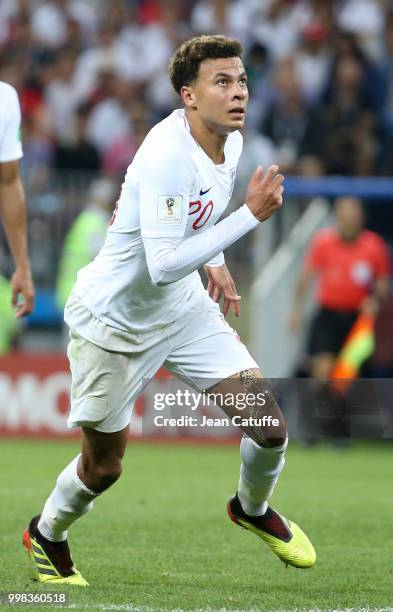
11, 266, 35, 317
204, 263, 241, 318
246, 165, 284, 222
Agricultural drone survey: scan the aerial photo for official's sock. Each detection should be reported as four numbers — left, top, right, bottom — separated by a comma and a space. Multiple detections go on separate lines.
237, 435, 288, 516
38, 455, 98, 542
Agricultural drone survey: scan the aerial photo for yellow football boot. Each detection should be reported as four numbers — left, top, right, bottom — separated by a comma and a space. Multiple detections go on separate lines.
23, 516, 88, 586
228, 495, 316, 569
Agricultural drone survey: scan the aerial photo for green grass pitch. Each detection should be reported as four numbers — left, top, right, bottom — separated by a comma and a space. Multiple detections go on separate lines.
1, 439, 391, 611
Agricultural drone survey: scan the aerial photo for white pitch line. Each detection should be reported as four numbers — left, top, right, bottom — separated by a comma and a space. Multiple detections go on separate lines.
58, 605, 393, 612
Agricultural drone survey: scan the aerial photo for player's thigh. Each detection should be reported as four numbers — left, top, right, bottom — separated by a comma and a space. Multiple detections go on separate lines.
165, 297, 286, 446
165, 295, 258, 391
67, 330, 166, 433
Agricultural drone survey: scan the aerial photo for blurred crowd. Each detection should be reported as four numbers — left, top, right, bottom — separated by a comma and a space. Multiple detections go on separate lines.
2, 0, 393, 190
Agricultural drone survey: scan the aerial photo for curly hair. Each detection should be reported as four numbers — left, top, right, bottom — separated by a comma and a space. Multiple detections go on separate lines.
168, 35, 243, 95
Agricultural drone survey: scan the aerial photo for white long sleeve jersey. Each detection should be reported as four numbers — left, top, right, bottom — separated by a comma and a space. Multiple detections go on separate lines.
0, 81, 23, 162
71, 109, 259, 333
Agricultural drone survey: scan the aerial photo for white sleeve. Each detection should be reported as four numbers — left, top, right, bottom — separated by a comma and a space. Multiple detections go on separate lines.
205, 252, 225, 267
0, 86, 23, 162
138, 145, 193, 239
143, 204, 259, 285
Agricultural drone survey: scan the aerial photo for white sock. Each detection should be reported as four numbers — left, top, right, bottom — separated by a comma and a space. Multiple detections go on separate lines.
38, 455, 98, 542
237, 435, 288, 516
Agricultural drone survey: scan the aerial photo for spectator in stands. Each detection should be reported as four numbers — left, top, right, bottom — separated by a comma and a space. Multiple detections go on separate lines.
20, 112, 53, 194
2, 0, 393, 184
291, 0, 334, 34
379, 12, 393, 173
324, 31, 387, 115
6, 14, 36, 64
243, 41, 273, 129
251, 0, 300, 61
260, 59, 309, 174
101, 99, 151, 178
53, 104, 100, 175
31, 0, 69, 49
85, 75, 134, 156
73, 21, 131, 102
293, 22, 332, 106
336, 0, 384, 60
63, 17, 84, 56
300, 55, 379, 175
142, 1, 193, 119
191, 0, 251, 45
45, 49, 85, 143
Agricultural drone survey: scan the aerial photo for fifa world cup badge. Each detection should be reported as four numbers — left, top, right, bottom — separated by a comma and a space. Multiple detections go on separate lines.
157, 195, 183, 223
166, 197, 175, 216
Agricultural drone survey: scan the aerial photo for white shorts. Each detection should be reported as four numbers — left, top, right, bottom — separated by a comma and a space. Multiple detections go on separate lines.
66, 293, 258, 433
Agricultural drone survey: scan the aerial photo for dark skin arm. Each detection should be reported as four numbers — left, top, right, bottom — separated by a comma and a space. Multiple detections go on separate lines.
288, 266, 316, 333
0, 159, 34, 317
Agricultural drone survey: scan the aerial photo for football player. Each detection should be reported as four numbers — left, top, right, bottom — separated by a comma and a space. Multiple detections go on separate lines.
23, 36, 315, 585
0, 81, 34, 318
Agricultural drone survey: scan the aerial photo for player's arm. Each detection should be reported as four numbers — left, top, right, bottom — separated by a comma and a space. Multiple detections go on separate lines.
373, 276, 390, 302
360, 234, 391, 316
205, 252, 225, 267
288, 233, 321, 333
203, 252, 242, 318
0, 85, 34, 317
360, 277, 390, 316
288, 230, 325, 332
141, 164, 283, 286
0, 160, 34, 316
287, 266, 316, 333
204, 261, 241, 317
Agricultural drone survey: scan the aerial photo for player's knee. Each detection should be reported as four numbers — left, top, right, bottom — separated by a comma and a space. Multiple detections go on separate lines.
97, 459, 122, 487
86, 458, 123, 492
256, 419, 288, 448
263, 432, 288, 448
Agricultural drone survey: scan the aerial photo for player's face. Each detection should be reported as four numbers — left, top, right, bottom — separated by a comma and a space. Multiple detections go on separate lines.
187, 57, 249, 134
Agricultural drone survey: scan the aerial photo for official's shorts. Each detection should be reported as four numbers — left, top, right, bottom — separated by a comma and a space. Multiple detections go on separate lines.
66, 293, 258, 433
308, 306, 358, 357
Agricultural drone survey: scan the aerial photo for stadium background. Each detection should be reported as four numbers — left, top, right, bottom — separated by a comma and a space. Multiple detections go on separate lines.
0, 1, 393, 610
